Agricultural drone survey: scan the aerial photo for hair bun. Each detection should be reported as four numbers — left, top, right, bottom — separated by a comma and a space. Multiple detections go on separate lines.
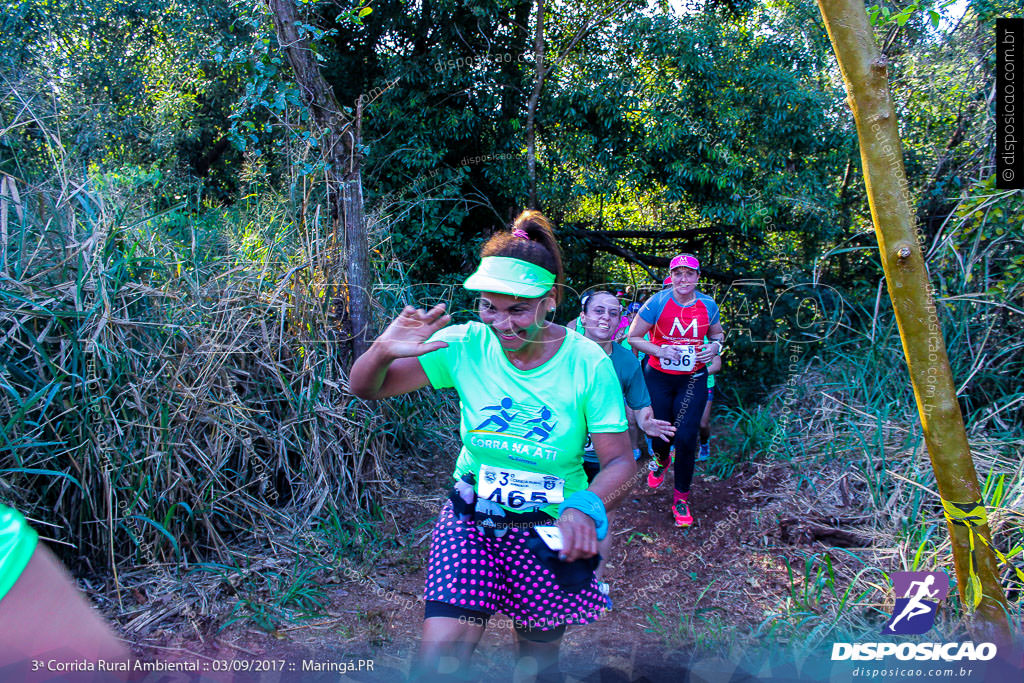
479, 210, 564, 303
511, 210, 554, 239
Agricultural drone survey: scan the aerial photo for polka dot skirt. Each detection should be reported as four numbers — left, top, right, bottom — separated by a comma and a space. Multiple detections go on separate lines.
423, 502, 609, 630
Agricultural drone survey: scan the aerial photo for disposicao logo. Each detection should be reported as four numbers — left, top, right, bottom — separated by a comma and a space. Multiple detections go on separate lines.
830, 571, 997, 662
830, 642, 997, 662
883, 571, 949, 635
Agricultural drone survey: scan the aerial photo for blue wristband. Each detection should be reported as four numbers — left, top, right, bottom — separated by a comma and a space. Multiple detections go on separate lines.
557, 490, 608, 541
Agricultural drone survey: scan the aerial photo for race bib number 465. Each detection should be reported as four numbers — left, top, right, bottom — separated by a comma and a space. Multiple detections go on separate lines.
478, 464, 565, 509
660, 345, 697, 371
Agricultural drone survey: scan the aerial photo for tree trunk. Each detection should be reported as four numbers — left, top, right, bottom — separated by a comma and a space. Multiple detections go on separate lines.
815, 0, 1009, 642
523, 0, 627, 210
267, 0, 371, 357
525, 0, 546, 209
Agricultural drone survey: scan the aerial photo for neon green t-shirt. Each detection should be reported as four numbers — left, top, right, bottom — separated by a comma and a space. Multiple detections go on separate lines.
0, 504, 38, 603
418, 322, 628, 517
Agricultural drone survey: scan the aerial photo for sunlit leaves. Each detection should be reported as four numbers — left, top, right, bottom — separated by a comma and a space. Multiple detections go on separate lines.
867, 0, 960, 29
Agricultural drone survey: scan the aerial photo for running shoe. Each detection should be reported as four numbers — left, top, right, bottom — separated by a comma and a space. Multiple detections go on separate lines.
647, 459, 665, 488
697, 442, 710, 462
673, 500, 693, 527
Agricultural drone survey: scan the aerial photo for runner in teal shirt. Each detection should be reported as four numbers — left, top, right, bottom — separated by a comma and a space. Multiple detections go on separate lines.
698, 337, 720, 461
572, 291, 675, 590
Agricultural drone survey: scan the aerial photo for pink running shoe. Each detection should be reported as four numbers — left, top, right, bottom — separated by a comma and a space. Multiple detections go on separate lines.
647, 460, 665, 488
673, 500, 693, 527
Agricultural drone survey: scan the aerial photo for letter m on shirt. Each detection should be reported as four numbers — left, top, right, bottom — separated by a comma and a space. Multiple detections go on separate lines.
668, 317, 699, 338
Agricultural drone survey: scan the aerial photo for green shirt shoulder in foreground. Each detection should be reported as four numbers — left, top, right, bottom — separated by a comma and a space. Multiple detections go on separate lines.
418, 322, 627, 516
0, 504, 38, 603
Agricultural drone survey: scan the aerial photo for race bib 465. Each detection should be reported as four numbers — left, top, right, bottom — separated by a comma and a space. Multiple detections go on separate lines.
477, 464, 565, 509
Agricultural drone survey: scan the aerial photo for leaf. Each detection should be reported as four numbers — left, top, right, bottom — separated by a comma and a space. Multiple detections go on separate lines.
929, 10, 940, 28
967, 573, 983, 608
1, 467, 83, 492
991, 475, 1005, 507
131, 515, 180, 556
359, 7, 373, 17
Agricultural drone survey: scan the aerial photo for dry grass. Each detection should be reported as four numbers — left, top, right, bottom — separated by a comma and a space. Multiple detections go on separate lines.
0, 92, 461, 640
740, 354, 1024, 650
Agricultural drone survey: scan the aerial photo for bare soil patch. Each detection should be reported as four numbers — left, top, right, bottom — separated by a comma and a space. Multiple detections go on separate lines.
113, 454, 869, 681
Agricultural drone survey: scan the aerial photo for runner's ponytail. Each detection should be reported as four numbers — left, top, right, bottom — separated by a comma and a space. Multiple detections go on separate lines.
481, 210, 564, 302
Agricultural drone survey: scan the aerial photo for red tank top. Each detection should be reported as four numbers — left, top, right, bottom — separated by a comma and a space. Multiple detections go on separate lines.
642, 291, 718, 375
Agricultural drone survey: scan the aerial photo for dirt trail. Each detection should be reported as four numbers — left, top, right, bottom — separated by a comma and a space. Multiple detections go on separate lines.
127, 456, 829, 681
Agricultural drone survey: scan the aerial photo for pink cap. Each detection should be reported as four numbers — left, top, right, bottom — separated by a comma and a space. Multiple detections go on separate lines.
669, 253, 700, 271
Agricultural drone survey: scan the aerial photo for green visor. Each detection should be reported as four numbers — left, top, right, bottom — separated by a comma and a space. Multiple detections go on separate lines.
463, 256, 556, 298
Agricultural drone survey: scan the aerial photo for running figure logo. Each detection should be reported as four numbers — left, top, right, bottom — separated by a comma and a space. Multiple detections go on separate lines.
475, 398, 520, 433
474, 398, 558, 442
882, 571, 949, 635
523, 406, 557, 442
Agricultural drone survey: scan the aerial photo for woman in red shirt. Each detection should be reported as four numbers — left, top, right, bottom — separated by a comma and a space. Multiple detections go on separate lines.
626, 254, 725, 528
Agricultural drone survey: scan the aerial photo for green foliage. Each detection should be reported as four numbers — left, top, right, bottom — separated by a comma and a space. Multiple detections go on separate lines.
214, 563, 328, 632
0, 0, 249, 199
867, 0, 958, 29
644, 582, 730, 652
784, 552, 840, 613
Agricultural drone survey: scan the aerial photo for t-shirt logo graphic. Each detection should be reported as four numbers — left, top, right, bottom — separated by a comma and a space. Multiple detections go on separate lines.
522, 406, 557, 443
883, 571, 949, 635
475, 397, 519, 433
668, 317, 698, 338
474, 399, 558, 443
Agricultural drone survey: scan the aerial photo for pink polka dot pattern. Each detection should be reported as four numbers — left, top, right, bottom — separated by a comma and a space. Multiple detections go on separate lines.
423, 503, 608, 630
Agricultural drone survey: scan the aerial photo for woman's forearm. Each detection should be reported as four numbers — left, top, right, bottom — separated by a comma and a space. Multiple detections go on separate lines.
635, 406, 655, 433
349, 342, 397, 399
628, 336, 662, 358
587, 455, 637, 512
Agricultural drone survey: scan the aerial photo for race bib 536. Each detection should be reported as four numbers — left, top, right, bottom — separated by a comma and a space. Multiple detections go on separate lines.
660, 345, 697, 371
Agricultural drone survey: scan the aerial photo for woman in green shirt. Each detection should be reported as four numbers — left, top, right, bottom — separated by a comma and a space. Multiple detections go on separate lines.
0, 504, 130, 671
350, 211, 636, 683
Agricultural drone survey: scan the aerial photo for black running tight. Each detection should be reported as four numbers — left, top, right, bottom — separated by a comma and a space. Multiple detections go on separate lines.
644, 366, 708, 493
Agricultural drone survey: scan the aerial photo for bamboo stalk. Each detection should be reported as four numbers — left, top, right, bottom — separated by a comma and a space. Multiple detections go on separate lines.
815, 0, 1010, 641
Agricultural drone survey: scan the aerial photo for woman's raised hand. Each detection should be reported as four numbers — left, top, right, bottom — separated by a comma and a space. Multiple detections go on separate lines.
639, 414, 676, 443
374, 303, 452, 359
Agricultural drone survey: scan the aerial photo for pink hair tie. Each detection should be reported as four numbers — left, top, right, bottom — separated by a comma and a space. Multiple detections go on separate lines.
512, 228, 529, 240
